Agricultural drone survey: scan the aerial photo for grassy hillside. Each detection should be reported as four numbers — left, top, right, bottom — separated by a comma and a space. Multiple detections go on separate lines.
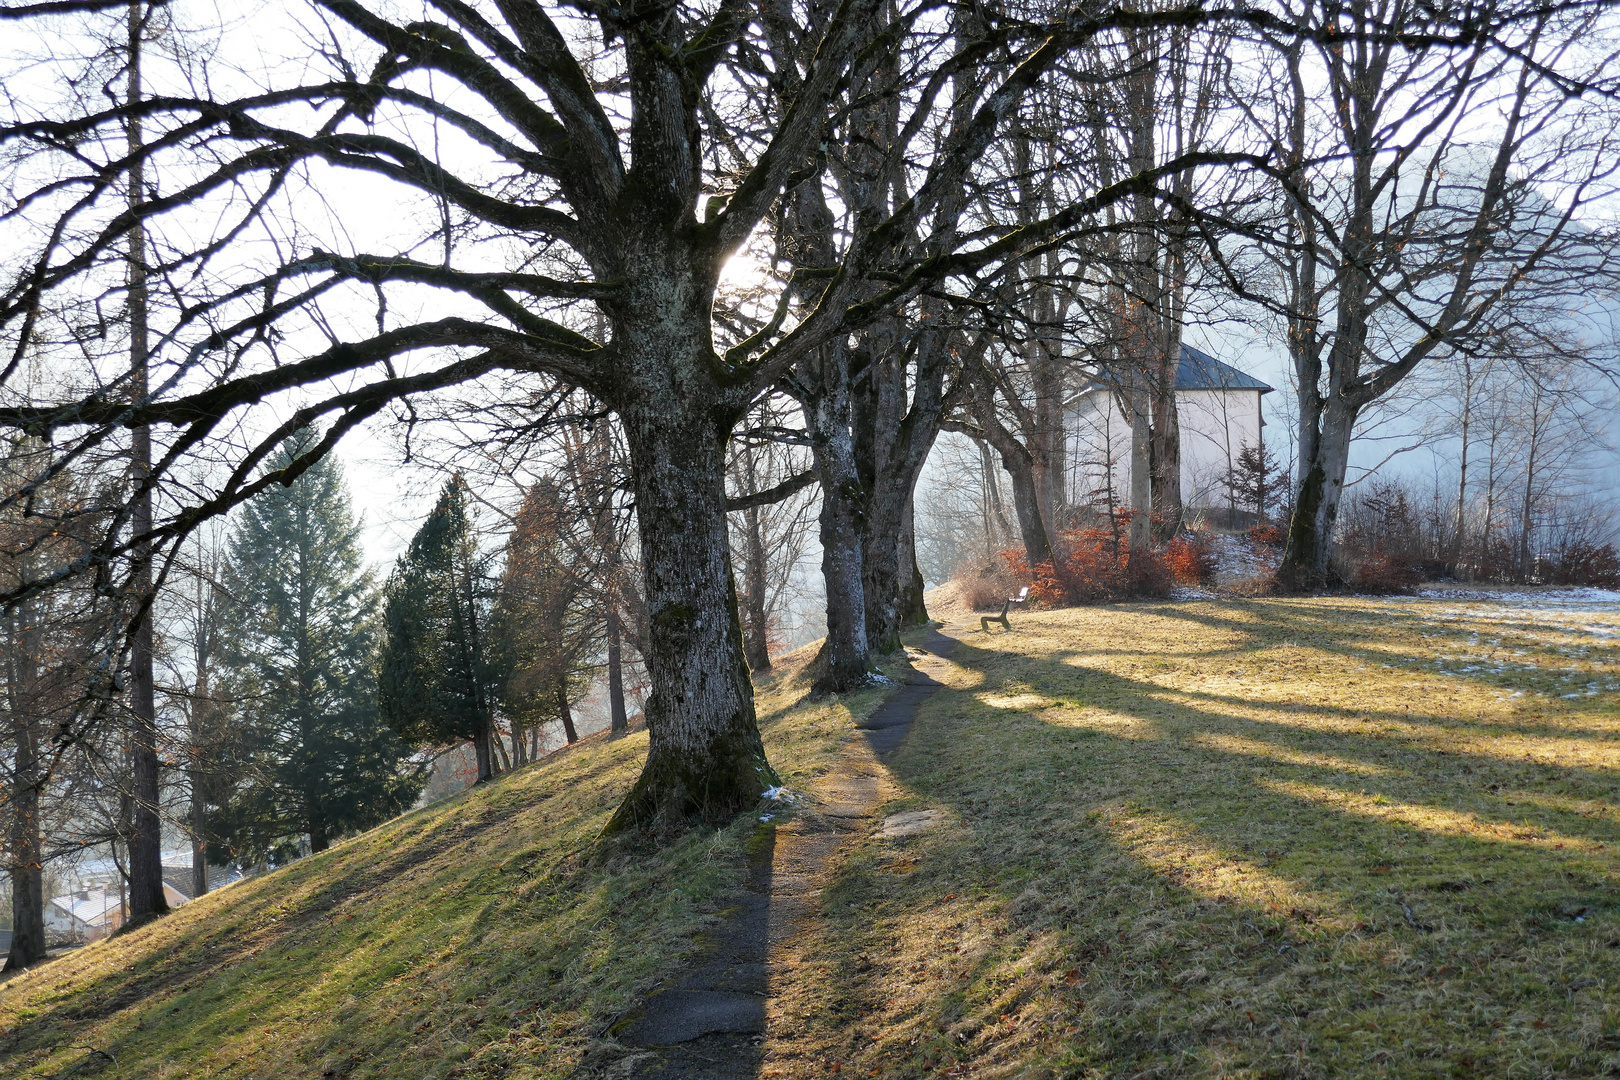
763, 594, 1620, 1079
0, 647, 895, 1080
6, 594, 1619, 1080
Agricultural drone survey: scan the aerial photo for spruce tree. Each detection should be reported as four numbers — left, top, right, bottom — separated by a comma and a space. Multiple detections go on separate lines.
212, 429, 422, 863
379, 475, 502, 781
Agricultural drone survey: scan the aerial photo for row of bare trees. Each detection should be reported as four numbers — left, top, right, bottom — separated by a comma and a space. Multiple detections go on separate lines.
0, 0, 1614, 933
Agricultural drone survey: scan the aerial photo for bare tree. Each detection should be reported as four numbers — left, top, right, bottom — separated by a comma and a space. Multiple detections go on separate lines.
726, 402, 816, 673
1226, 1, 1620, 586
2, 0, 1570, 831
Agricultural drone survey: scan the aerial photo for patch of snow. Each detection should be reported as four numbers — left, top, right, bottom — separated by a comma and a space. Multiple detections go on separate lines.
1417, 587, 1620, 611
1171, 586, 1217, 601
1210, 534, 1278, 585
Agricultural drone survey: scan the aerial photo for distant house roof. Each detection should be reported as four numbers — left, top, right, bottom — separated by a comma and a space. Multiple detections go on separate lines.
1176, 345, 1273, 393
49, 889, 121, 928
1070, 345, 1273, 404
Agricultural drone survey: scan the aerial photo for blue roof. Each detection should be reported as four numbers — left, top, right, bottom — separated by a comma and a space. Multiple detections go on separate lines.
1177, 344, 1273, 392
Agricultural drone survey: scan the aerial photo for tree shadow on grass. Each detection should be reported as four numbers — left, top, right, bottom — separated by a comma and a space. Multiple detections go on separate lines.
783, 618, 1620, 1078
0, 732, 762, 1080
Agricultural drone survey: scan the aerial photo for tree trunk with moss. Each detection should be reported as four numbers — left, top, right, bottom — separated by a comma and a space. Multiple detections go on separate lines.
605, 288, 779, 826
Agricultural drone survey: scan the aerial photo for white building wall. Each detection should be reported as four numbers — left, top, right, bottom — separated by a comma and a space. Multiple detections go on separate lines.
1067, 388, 1266, 513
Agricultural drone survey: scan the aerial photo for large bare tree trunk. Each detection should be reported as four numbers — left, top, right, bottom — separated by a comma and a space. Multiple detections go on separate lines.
1281, 392, 1356, 586
735, 447, 773, 673
855, 327, 948, 655
606, 602, 629, 736
740, 507, 771, 672
5, 652, 45, 969
1127, 388, 1153, 552
1149, 371, 1183, 538
190, 798, 207, 899
810, 372, 872, 693
556, 677, 578, 744
895, 497, 928, 628
1448, 362, 1475, 576
471, 725, 493, 783
606, 389, 777, 830
188, 573, 214, 899
1030, 289, 1069, 544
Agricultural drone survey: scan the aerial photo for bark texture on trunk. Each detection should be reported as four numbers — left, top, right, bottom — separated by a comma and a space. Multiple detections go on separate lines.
812, 425, 872, 693
1127, 393, 1153, 552
472, 723, 494, 783
1449, 395, 1472, 575
850, 321, 949, 656
895, 498, 928, 628
961, 421, 1052, 572
6, 858, 45, 970
605, 396, 777, 830
5, 710, 45, 970
740, 500, 772, 672
1279, 395, 1356, 588
606, 604, 628, 736
1149, 350, 1183, 540
557, 677, 579, 744
191, 814, 207, 899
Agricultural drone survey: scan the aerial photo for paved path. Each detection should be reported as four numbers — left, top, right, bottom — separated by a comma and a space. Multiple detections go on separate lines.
590, 630, 958, 1079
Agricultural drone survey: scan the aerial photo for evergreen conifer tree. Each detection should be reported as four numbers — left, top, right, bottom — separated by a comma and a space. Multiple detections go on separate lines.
379, 475, 502, 781
212, 429, 422, 863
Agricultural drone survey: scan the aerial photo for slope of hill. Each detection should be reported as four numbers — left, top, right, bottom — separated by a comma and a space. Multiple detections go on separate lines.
6, 592, 1620, 1079
0, 645, 893, 1080
763, 593, 1620, 1079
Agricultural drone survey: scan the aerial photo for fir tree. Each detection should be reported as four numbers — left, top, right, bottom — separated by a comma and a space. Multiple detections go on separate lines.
379, 475, 503, 781
1226, 442, 1286, 525
212, 429, 422, 863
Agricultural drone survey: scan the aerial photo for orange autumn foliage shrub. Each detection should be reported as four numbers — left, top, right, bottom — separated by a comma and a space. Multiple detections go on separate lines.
1165, 532, 1217, 585
1249, 523, 1285, 548
1000, 525, 1198, 607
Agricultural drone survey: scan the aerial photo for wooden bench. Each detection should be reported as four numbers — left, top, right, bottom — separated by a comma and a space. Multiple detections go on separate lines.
981, 586, 1030, 633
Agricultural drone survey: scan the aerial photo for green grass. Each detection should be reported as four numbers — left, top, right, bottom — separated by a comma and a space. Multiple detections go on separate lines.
0, 645, 898, 1080
762, 595, 1620, 1079
8, 596, 1620, 1079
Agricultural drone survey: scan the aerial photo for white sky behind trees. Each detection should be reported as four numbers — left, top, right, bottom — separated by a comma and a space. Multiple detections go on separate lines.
2, 0, 1615, 575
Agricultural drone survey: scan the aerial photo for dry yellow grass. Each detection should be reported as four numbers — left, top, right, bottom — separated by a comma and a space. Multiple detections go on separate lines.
0, 643, 901, 1080
6, 595, 1618, 1079
760, 595, 1620, 1079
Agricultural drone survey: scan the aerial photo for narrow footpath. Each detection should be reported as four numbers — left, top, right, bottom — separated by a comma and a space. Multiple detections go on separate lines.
590, 629, 960, 1079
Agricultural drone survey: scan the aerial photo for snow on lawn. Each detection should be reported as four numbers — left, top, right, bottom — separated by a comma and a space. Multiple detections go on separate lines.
1209, 532, 1277, 585
1371, 587, 1620, 701
1417, 585, 1620, 610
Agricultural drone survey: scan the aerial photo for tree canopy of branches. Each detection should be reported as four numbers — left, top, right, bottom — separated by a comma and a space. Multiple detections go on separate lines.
1224, 1, 1620, 585
1, 0, 1610, 832
0, 437, 113, 968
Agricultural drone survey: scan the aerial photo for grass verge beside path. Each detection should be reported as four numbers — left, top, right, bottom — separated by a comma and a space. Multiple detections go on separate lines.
0, 646, 900, 1080
766, 596, 1620, 1079
10, 596, 1618, 1079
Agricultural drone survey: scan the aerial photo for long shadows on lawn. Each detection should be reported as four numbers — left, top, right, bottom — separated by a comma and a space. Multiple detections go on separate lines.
776, 598, 1620, 1079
